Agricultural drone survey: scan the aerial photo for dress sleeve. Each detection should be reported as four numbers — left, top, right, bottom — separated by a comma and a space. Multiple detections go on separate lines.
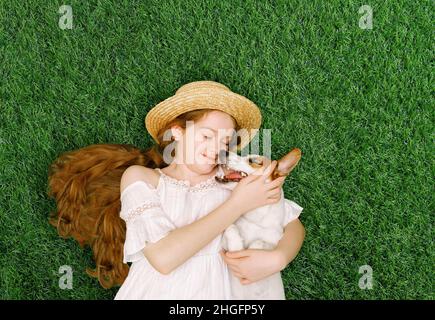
120, 181, 176, 263
281, 190, 303, 226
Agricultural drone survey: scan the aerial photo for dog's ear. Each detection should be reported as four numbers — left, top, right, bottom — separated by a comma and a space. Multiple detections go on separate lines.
274, 148, 302, 177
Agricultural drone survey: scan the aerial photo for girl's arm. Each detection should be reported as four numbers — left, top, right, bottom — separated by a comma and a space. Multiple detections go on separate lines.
122, 163, 282, 275
144, 198, 243, 274
274, 218, 305, 270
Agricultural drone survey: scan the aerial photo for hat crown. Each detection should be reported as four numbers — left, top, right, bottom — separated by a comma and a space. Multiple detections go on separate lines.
175, 81, 231, 95
146, 80, 262, 152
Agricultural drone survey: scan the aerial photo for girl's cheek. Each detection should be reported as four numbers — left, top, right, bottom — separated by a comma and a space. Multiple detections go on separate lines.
190, 142, 207, 160
192, 135, 205, 150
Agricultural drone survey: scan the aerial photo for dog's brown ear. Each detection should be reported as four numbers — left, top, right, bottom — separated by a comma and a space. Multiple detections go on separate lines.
273, 148, 302, 178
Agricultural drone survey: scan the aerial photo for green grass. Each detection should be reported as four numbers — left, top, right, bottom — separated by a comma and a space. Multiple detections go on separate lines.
0, 0, 433, 299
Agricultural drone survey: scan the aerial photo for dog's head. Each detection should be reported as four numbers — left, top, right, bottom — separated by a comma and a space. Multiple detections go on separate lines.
215, 148, 302, 188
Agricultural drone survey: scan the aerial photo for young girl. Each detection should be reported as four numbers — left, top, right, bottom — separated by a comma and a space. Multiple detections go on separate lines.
47, 81, 305, 299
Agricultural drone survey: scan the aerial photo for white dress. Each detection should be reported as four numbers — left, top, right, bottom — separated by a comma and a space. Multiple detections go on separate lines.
114, 167, 302, 300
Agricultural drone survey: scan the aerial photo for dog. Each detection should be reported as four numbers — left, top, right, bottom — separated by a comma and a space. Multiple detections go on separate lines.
215, 148, 302, 300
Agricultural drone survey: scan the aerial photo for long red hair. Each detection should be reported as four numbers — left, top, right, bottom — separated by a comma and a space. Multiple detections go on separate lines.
47, 109, 238, 289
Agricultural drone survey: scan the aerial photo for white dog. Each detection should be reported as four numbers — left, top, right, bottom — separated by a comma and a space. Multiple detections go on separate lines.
215, 148, 302, 300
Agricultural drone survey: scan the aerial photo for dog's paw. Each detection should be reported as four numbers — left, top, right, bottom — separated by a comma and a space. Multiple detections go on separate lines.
248, 239, 267, 250
227, 238, 244, 251
227, 237, 245, 251
220, 237, 229, 251
224, 224, 245, 251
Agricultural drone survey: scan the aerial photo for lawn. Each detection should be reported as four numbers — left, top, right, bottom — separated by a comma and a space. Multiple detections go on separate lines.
0, 0, 433, 299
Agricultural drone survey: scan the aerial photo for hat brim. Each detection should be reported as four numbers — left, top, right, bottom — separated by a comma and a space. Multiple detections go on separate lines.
145, 88, 262, 152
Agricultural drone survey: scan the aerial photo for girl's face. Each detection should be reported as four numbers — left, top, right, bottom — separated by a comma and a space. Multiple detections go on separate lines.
173, 111, 236, 174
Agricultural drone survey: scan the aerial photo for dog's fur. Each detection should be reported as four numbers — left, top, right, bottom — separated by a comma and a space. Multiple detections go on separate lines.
215, 148, 301, 300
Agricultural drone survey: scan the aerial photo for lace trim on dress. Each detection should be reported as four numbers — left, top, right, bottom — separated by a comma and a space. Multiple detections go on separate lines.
155, 168, 219, 192
124, 201, 162, 222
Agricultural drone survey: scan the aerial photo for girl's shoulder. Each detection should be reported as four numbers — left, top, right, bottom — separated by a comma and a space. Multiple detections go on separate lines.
120, 165, 160, 195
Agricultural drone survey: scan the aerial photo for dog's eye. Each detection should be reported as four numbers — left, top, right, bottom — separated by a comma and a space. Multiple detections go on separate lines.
248, 157, 263, 165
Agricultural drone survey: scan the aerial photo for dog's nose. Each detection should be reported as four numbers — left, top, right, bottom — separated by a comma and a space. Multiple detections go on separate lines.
218, 149, 229, 164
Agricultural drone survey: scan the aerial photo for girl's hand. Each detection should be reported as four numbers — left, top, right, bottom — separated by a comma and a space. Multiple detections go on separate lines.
228, 161, 286, 215
219, 248, 285, 285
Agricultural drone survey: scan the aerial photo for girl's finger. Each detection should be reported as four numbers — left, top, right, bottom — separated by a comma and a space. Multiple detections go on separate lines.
221, 251, 236, 265
240, 278, 252, 285
267, 187, 282, 198
267, 197, 281, 204
226, 260, 241, 270
225, 250, 250, 258
261, 161, 277, 182
219, 250, 227, 260
268, 182, 286, 195
231, 271, 244, 279
221, 254, 236, 265
241, 172, 258, 183
229, 267, 243, 277
222, 255, 243, 268
266, 176, 286, 190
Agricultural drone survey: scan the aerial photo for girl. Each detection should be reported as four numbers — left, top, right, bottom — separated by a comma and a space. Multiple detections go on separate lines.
47, 81, 305, 299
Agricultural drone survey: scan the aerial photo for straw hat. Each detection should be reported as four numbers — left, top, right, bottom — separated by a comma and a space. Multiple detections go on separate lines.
145, 81, 262, 151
